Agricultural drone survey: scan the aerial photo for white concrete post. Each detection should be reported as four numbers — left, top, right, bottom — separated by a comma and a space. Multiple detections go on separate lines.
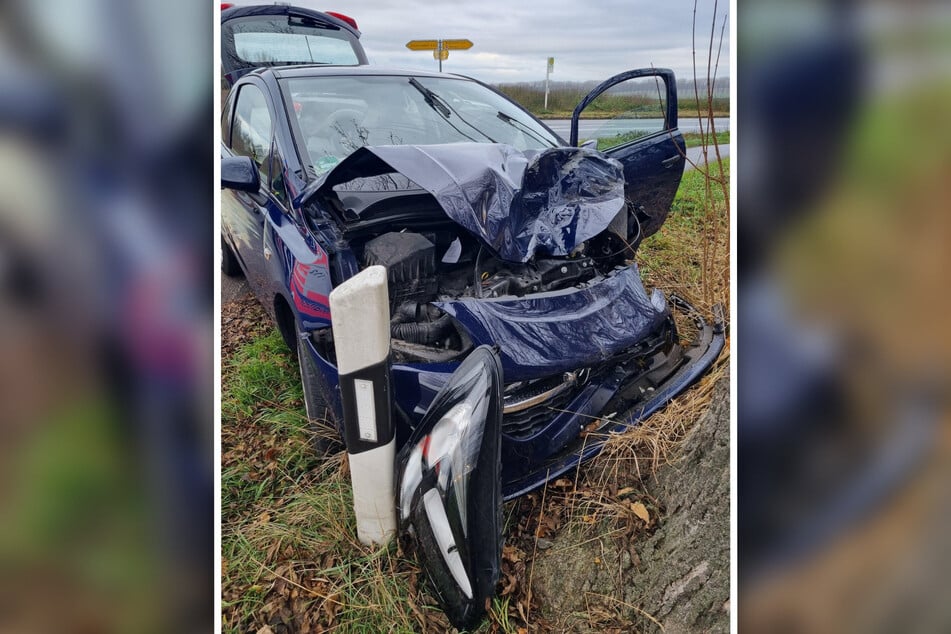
329, 265, 396, 546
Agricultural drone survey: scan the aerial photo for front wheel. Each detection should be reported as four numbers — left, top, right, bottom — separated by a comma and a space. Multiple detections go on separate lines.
296, 321, 344, 454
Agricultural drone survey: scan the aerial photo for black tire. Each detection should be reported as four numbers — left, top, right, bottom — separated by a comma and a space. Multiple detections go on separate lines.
221, 236, 242, 277
296, 321, 344, 454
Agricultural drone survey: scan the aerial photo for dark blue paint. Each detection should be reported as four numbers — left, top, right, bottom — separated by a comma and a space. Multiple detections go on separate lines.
571, 68, 687, 244
436, 265, 667, 382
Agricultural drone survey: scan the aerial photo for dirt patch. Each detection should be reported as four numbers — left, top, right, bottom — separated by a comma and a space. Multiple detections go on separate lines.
221, 292, 270, 359
530, 371, 730, 632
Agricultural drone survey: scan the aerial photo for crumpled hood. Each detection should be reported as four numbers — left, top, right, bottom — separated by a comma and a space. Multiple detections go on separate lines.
312, 143, 626, 262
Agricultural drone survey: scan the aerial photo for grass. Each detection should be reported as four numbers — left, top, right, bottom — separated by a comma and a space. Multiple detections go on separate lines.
535, 109, 730, 120
683, 129, 730, 148
221, 151, 730, 631
0, 401, 162, 632
221, 329, 465, 632
592, 129, 729, 151
495, 83, 729, 120
639, 157, 730, 314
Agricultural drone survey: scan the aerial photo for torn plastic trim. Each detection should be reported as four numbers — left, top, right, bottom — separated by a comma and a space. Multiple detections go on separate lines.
304, 142, 627, 262
500, 298, 725, 500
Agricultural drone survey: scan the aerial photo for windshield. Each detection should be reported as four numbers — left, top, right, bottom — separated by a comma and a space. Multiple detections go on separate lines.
281, 75, 562, 174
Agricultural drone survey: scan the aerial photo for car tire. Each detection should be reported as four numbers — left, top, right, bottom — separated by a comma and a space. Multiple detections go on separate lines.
296, 321, 344, 454
221, 236, 242, 277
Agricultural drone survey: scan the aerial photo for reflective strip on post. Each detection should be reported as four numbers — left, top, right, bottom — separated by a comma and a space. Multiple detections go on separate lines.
329, 265, 396, 546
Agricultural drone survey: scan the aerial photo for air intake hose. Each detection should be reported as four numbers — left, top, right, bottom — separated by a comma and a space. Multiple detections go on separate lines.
391, 314, 454, 345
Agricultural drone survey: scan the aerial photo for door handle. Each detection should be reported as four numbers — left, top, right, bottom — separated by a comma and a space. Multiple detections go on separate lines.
661, 155, 681, 168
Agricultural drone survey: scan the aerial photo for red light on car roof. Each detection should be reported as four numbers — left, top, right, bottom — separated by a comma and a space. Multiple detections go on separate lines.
221, 3, 234, 9
326, 11, 358, 30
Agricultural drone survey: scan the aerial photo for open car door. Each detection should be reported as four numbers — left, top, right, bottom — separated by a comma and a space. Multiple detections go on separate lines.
395, 346, 504, 630
571, 68, 686, 246
221, 5, 368, 88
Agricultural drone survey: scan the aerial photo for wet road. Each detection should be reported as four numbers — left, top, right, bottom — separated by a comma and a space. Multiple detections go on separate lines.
685, 143, 730, 168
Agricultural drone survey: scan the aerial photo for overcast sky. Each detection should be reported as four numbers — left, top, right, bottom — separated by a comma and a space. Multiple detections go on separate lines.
290, 0, 729, 84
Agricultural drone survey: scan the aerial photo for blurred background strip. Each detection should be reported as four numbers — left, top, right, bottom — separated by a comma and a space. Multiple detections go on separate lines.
0, 0, 212, 631
738, 0, 951, 631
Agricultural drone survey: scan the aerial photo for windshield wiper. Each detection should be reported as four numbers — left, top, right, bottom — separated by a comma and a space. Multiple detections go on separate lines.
409, 78, 450, 117
408, 78, 499, 143
496, 111, 557, 148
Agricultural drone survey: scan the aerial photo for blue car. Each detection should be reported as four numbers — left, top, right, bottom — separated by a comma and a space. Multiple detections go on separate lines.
220, 40, 723, 626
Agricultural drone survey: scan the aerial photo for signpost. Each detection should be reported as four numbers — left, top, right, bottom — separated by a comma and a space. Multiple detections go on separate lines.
406, 38, 473, 72
545, 57, 554, 111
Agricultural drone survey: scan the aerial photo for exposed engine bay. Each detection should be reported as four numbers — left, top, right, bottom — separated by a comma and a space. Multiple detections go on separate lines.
335, 193, 641, 364
306, 143, 655, 365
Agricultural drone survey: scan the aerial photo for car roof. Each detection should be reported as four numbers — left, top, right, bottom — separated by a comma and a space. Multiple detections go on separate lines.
221, 4, 361, 37
266, 65, 470, 81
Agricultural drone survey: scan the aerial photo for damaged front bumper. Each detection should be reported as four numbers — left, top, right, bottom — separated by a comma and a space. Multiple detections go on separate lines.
303, 272, 724, 499
499, 296, 724, 499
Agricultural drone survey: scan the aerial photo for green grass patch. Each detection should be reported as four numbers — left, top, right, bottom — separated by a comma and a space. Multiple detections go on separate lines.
683, 130, 729, 148
638, 158, 730, 310
0, 402, 162, 631
590, 129, 728, 152
594, 129, 651, 150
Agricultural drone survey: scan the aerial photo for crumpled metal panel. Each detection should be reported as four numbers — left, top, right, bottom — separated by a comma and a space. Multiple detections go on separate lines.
315, 143, 626, 262
435, 265, 668, 382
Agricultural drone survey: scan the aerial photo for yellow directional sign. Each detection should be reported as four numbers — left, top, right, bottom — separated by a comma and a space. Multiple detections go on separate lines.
442, 39, 473, 50
406, 40, 439, 51
406, 38, 473, 72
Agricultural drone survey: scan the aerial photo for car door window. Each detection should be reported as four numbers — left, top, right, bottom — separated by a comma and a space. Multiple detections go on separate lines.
221, 89, 235, 146
230, 84, 273, 184
577, 75, 670, 151
267, 140, 288, 206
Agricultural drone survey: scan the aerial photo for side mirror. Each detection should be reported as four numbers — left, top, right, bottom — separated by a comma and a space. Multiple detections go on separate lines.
221, 155, 259, 192
580, 139, 598, 150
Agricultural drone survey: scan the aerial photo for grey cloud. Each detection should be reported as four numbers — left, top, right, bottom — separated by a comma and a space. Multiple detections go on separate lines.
291, 0, 728, 83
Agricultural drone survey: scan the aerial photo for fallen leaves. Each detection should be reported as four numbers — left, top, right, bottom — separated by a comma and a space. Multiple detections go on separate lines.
630, 501, 651, 525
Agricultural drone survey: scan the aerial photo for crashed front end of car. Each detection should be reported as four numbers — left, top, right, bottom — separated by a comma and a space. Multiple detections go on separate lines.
298, 141, 724, 627
302, 141, 724, 484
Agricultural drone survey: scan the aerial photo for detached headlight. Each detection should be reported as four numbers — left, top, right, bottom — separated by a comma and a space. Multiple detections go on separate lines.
395, 345, 503, 630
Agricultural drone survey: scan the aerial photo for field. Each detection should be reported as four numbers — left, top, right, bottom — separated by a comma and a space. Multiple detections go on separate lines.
494, 83, 730, 120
